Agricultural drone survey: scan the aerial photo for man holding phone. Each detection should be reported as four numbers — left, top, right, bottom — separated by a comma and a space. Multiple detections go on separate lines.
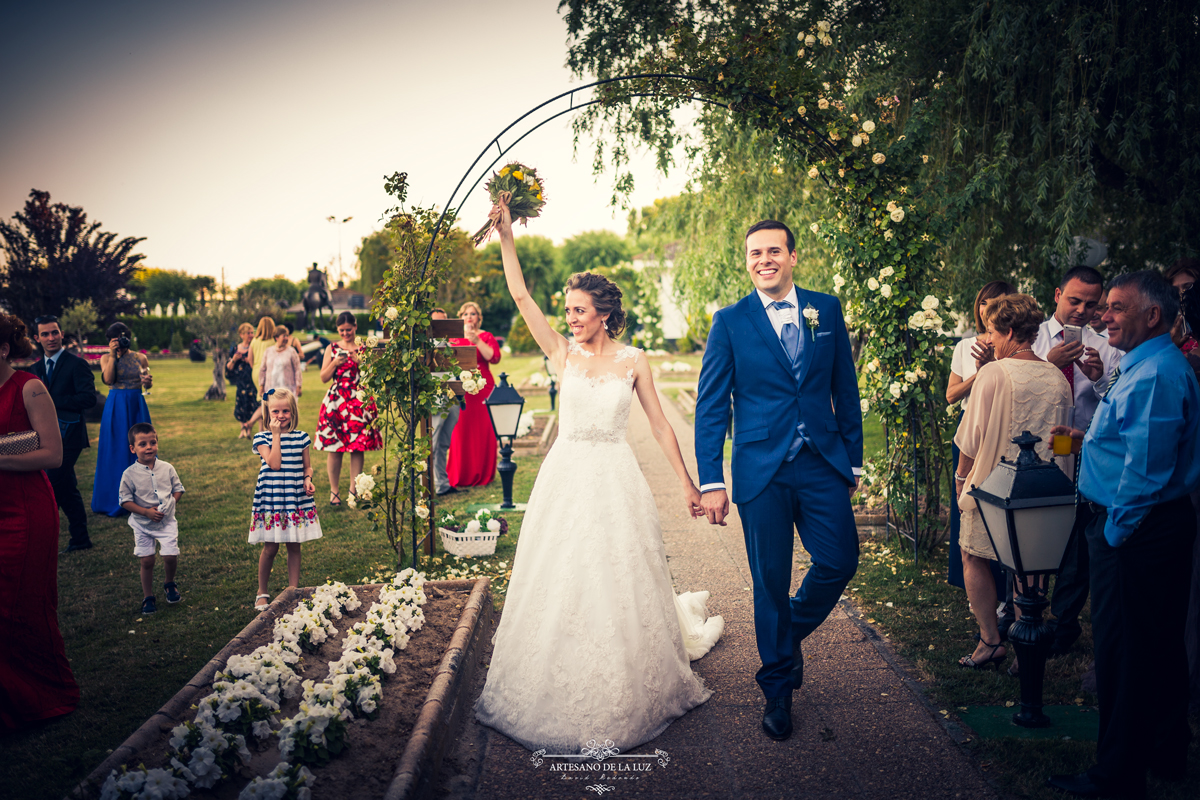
1032, 266, 1121, 658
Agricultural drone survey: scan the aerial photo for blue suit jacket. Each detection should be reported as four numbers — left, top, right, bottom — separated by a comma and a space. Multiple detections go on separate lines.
695, 287, 863, 504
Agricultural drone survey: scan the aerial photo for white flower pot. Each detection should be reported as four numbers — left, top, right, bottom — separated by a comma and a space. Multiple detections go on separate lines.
439, 526, 498, 557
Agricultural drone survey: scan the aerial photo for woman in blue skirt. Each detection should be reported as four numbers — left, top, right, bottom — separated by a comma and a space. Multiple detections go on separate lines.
92, 322, 151, 515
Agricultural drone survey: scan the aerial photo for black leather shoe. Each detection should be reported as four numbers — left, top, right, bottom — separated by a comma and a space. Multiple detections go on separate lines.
436, 486, 458, 496
1045, 773, 1108, 797
63, 542, 93, 553
762, 696, 792, 741
791, 639, 804, 690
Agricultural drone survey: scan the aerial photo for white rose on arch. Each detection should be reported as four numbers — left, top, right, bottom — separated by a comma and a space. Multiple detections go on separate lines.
807, 166, 819, 179
805, 34, 816, 46
872, 152, 886, 165
860, 399, 869, 414
851, 135, 862, 147
862, 120, 876, 133
385, 307, 399, 322
880, 284, 893, 298
889, 382, 903, 399
890, 208, 906, 222
832, 274, 845, 291
904, 370, 918, 384
879, 266, 894, 278
921, 295, 939, 311
818, 20, 831, 32
810, 222, 820, 234
867, 277, 880, 291
818, 98, 829, 110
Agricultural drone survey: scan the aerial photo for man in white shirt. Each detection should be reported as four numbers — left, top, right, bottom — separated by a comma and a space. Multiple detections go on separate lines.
1031, 266, 1121, 657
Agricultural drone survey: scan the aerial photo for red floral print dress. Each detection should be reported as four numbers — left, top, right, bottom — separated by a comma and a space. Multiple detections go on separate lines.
315, 343, 383, 452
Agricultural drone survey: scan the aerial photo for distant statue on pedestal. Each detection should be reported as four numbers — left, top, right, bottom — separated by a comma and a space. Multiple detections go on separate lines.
300, 262, 336, 331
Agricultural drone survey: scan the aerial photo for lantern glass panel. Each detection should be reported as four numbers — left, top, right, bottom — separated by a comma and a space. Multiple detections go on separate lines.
488, 403, 523, 439
1010, 506, 1077, 572
979, 502, 1016, 571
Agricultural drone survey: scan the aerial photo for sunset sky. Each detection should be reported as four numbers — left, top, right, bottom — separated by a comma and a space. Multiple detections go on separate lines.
1, 0, 690, 290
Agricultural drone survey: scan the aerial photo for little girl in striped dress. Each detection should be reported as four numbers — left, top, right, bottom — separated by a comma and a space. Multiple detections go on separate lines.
250, 388, 322, 610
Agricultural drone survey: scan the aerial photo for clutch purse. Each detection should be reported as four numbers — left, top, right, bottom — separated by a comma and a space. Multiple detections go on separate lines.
0, 429, 40, 456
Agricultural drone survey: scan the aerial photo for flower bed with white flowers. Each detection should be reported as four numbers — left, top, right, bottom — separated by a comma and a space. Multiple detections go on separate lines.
81, 574, 484, 800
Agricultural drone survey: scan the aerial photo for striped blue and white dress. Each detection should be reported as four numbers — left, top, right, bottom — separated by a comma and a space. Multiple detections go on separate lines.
249, 430, 323, 543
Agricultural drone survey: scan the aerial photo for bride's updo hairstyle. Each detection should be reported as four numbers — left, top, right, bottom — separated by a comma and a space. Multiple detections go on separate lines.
565, 272, 627, 338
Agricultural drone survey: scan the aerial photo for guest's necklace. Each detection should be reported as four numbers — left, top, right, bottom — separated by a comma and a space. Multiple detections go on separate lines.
1008, 347, 1034, 358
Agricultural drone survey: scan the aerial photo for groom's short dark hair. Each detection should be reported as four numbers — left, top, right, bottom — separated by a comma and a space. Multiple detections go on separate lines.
745, 220, 795, 253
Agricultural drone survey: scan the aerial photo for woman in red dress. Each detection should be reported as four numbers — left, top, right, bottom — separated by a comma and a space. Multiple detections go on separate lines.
447, 301, 502, 487
0, 313, 79, 730
315, 312, 382, 506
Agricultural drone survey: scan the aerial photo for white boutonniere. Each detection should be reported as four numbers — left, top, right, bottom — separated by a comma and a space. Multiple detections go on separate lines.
802, 304, 820, 341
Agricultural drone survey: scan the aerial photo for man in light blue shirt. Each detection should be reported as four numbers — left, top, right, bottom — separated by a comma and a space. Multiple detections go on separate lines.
1048, 271, 1199, 799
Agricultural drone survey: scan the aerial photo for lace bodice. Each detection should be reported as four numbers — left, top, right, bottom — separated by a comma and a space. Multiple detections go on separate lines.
111, 352, 144, 390
557, 343, 640, 445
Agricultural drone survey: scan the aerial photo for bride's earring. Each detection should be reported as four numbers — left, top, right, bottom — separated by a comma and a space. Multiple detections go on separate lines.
603, 320, 608, 331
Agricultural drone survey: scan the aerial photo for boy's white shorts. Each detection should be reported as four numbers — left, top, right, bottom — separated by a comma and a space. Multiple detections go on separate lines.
132, 519, 180, 557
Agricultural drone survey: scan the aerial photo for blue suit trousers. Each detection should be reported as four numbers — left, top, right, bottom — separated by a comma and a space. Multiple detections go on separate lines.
737, 446, 859, 699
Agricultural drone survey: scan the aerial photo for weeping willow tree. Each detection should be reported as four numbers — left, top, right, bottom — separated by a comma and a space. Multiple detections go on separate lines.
559, 0, 1200, 549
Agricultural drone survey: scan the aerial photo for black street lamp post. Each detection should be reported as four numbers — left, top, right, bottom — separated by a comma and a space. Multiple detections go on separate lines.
968, 431, 1077, 728
486, 372, 525, 509
543, 354, 558, 411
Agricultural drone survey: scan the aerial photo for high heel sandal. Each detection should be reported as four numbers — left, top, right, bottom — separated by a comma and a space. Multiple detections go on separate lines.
959, 634, 1007, 670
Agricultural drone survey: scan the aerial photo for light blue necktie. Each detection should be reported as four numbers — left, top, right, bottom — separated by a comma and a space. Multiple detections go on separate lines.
770, 300, 801, 365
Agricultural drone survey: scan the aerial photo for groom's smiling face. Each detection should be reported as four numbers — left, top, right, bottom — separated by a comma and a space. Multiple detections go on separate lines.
745, 229, 797, 299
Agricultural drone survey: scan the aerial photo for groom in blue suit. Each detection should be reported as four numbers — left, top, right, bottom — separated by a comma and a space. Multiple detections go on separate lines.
696, 220, 862, 741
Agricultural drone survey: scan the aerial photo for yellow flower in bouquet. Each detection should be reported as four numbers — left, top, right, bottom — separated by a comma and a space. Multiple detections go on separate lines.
471, 161, 547, 245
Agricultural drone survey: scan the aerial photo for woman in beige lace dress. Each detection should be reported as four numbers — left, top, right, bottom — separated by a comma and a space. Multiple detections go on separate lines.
953, 295, 1072, 670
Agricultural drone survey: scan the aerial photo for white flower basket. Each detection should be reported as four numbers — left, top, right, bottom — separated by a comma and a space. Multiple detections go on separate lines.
439, 526, 499, 557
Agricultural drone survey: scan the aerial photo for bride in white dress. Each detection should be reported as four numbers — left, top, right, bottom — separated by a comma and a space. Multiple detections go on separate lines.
473, 197, 723, 753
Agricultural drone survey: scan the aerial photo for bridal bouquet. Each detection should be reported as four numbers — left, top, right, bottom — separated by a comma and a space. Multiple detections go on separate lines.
471, 161, 546, 245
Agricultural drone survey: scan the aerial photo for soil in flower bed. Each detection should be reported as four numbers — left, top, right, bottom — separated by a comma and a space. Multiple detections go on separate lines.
130, 584, 471, 800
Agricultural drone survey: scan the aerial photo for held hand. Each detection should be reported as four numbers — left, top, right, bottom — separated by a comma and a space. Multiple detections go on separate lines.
970, 340, 994, 369
108, 338, 121, 356
141, 372, 153, 388
489, 192, 514, 238
1047, 341, 1084, 369
1077, 347, 1103, 382
684, 484, 704, 518
1048, 425, 1085, 455
700, 489, 730, 526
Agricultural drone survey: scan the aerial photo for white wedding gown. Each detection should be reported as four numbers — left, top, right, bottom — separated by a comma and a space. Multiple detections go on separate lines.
474, 343, 723, 753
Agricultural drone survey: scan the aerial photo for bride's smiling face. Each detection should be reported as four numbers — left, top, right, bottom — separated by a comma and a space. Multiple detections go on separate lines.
565, 289, 607, 341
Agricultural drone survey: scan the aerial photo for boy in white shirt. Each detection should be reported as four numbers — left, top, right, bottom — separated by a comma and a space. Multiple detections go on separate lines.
119, 423, 185, 614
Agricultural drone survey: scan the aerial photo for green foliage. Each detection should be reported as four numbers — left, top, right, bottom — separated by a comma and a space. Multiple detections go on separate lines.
473, 235, 561, 337
353, 172, 471, 565
353, 230, 393, 294
168, 330, 184, 352
0, 189, 144, 320
560, 230, 632, 275
57, 299, 99, 344
504, 313, 538, 353
129, 268, 208, 310
102, 316, 194, 351
239, 275, 304, 306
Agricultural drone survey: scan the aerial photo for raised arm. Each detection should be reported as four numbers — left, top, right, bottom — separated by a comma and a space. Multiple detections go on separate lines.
493, 195, 567, 366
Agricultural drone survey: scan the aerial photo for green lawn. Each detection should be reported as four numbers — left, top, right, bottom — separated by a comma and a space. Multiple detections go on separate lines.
850, 538, 1199, 799
6, 359, 539, 800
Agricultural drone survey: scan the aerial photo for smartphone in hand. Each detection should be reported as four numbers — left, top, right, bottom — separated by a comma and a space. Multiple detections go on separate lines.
1063, 324, 1083, 346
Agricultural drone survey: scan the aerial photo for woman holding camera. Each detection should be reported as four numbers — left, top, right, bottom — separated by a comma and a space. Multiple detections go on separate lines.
92, 322, 152, 516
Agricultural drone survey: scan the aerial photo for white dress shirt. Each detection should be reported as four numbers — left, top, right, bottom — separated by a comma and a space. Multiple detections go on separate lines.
1032, 316, 1121, 430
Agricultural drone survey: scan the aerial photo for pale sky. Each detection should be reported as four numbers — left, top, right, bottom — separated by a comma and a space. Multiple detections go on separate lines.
1, 0, 691, 291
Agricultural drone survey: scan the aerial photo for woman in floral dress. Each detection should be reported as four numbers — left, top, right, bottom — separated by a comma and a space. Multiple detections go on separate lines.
226, 323, 259, 438
315, 312, 381, 506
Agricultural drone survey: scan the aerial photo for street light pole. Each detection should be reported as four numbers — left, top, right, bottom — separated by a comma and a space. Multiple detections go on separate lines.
326, 215, 353, 287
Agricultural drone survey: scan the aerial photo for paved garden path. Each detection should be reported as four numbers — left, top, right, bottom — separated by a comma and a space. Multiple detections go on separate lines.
455, 390, 999, 800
